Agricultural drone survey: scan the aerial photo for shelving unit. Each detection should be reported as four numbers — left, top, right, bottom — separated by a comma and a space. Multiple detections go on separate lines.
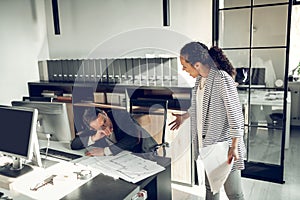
27, 81, 192, 110
27, 81, 193, 185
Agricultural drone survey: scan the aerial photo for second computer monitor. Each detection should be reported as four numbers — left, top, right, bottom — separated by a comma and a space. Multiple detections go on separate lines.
11, 101, 72, 142
235, 68, 266, 87
0, 106, 42, 177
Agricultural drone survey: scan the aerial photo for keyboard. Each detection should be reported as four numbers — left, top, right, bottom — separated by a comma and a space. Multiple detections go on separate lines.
40, 148, 82, 161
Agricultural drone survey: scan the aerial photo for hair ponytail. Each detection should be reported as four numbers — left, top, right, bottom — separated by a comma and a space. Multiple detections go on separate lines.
180, 42, 235, 77
208, 46, 235, 77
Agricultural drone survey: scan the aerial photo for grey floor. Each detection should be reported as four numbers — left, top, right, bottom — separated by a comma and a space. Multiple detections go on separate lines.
172, 126, 300, 200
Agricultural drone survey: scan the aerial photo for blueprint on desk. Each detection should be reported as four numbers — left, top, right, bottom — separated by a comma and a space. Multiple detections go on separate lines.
75, 151, 165, 183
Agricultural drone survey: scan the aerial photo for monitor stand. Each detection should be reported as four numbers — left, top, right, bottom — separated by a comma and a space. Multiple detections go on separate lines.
0, 157, 33, 178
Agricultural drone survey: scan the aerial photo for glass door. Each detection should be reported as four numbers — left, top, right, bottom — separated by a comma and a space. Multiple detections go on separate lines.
214, 0, 292, 183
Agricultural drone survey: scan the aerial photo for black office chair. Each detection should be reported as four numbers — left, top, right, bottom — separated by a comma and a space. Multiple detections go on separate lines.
269, 112, 283, 128
129, 98, 169, 157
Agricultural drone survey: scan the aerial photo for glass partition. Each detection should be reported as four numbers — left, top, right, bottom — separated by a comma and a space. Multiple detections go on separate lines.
219, 0, 250, 9
219, 9, 251, 48
252, 5, 288, 47
251, 49, 286, 87
247, 89, 284, 165
216, 0, 291, 183
223, 49, 250, 68
254, 0, 288, 5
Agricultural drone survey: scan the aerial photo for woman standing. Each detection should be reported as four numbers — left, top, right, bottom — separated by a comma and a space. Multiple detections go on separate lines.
169, 42, 245, 200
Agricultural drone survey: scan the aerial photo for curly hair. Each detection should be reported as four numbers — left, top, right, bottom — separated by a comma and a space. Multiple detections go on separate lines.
180, 42, 235, 77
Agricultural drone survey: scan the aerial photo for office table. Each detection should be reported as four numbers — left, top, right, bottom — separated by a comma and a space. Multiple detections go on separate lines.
61, 155, 171, 200
238, 90, 291, 149
1, 141, 171, 200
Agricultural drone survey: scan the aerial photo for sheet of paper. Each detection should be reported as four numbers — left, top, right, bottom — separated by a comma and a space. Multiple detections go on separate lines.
76, 151, 165, 183
199, 141, 233, 194
10, 161, 99, 200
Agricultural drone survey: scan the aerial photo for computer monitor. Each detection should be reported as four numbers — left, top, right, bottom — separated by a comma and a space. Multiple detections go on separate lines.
11, 101, 72, 142
235, 68, 266, 87
0, 106, 42, 177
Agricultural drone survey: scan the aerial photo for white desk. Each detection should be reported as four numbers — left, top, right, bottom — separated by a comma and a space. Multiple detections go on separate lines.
1, 141, 171, 200
0, 141, 94, 199
238, 90, 291, 149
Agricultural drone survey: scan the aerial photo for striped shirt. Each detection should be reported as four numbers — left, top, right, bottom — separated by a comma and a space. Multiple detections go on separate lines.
189, 67, 246, 171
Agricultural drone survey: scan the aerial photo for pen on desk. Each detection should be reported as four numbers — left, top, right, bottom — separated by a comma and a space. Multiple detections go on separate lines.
30, 175, 57, 191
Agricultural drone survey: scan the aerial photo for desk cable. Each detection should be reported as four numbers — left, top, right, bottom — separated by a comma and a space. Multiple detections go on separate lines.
43, 133, 51, 168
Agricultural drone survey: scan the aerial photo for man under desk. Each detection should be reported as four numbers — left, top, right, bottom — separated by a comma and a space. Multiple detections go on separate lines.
71, 108, 158, 156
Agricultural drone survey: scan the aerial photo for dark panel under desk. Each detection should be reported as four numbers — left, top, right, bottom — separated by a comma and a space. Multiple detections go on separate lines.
61, 174, 139, 200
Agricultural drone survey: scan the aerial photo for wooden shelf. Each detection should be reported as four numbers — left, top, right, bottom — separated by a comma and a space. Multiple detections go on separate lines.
28, 81, 192, 110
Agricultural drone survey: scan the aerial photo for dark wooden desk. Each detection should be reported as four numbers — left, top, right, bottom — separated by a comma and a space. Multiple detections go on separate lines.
61, 155, 171, 200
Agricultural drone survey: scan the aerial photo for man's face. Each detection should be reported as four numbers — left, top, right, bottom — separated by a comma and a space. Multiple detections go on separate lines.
89, 113, 113, 134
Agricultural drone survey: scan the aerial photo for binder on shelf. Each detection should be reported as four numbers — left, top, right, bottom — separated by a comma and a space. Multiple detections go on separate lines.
38, 60, 49, 81
82, 59, 96, 82
132, 58, 141, 85
82, 59, 90, 82
74, 59, 82, 82
100, 59, 108, 83
88, 59, 96, 82
125, 58, 133, 84
107, 59, 115, 83
61, 59, 69, 82
95, 59, 102, 82
170, 57, 178, 86
140, 58, 147, 85
55, 60, 64, 82
76, 59, 85, 82
67, 59, 76, 83
111, 59, 120, 83
37, 57, 178, 85
147, 58, 156, 86
47, 60, 55, 82
119, 58, 127, 84
162, 58, 171, 86
155, 58, 163, 86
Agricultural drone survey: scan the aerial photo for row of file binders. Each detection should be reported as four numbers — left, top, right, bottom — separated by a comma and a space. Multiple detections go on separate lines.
38, 57, 178, 86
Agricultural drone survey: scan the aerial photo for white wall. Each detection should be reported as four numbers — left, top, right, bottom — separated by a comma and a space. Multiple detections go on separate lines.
0, 0, 212, 104
289, 5, 300, 75
0, 0, 49, 105
44, 0, 212, 59
43, 0, 212, 87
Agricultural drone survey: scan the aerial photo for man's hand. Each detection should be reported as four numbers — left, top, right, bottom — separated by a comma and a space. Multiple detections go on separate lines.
91, 130, 106, 142
91, 126, 113, 142
85, 147, 105, 156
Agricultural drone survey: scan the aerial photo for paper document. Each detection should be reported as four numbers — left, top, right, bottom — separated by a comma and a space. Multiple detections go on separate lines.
76, 151, 165, 183
199, 141, 233, 194
10, 161, 99, 200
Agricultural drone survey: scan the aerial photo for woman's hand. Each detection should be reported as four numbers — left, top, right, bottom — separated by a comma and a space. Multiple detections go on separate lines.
227, 138, 239, 164
169, 112, 189, 131
85, 147, 104, 156
227, 146, 239, 164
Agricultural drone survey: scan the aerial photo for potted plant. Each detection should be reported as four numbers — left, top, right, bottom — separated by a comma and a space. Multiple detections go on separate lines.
289, 61, 300, 81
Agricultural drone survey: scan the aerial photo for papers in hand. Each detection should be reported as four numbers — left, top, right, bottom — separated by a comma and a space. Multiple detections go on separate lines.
75, 151, 165, 183
198, 141, 233, 195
